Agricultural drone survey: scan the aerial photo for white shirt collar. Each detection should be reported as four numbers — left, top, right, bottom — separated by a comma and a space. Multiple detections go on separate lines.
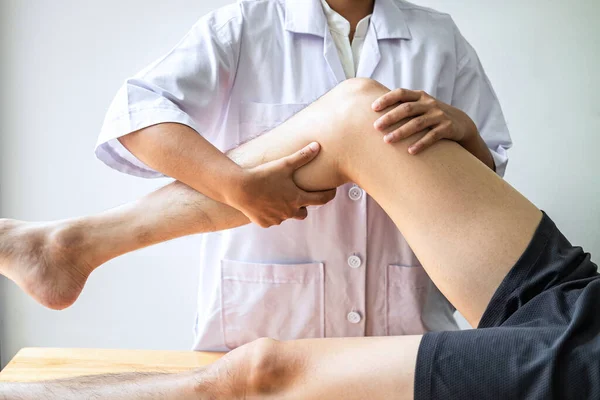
320, 0, 371, 39
285, 0, 411, 40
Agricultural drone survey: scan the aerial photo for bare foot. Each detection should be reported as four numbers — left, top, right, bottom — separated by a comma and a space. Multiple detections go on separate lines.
0, 219, 95, 310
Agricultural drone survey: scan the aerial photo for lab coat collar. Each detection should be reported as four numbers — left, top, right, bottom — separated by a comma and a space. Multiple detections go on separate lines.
372, 0, 412, 40
285, 0, 328, 37
285, 0, 411, 40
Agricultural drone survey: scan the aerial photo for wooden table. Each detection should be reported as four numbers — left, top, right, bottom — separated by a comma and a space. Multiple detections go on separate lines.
0, 348, 225, 382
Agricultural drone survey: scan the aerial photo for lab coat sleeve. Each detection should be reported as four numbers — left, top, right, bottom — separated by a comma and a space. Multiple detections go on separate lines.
95, 4, 242, 178
450, 22, 512, 177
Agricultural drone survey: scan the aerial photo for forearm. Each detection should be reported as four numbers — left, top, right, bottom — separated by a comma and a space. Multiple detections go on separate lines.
0, 371, 201, 400
81, 102, 347, 266
118, 123, 245, 205
118, 119, 342, 197
81, 119, 344, 266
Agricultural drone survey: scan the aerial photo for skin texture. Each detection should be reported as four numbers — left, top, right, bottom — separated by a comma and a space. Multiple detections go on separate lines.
0, 78, 542, 399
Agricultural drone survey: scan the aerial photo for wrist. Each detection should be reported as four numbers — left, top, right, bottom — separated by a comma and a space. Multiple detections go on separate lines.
222, 166, 250, 208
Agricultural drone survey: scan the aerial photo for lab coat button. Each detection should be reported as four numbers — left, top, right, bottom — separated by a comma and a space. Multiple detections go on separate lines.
347, 255, 362, 269
347, 311, 362, 324
348, 186, 363, 201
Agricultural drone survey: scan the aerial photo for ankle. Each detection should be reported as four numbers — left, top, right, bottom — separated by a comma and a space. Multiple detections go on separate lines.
48, 219, 95, 272
50, 219, 86, 249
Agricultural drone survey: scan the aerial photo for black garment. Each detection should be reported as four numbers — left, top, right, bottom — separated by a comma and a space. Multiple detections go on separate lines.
415, 212, 600, 400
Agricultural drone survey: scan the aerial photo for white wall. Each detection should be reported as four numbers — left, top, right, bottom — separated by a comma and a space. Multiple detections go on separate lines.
0, 0, 232, 367
0, 0, 598, 367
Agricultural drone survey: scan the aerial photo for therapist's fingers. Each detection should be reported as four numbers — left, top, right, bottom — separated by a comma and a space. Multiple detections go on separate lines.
371, 88, 421, 111
407, 123, 451, 155
293, 207, 309, 220
300, 188, 337, 206
283, 142, 321, 171
373, 102, 429, 131
383, 110, 444, 144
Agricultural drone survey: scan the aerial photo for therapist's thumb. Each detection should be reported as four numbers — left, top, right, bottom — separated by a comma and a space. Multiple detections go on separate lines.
284, 142, 321, 170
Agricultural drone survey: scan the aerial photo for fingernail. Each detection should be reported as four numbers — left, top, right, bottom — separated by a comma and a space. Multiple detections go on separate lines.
408, 146, 417, 154
309, 142, 319, 152
384, 134, 393, 143
372, 101, 380, 110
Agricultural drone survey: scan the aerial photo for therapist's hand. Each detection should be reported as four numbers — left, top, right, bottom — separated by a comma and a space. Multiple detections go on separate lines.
230, 142, 337, 228
371, 89, 478, 155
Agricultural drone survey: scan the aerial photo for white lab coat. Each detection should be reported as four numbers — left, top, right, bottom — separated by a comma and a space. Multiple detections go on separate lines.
97, 0, 512, 351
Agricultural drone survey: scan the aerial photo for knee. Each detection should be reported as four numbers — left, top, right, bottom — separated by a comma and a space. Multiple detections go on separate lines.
245, 338, 304, 395
322, 78, 389, 141
335, 78, 390, 102
246, 338, 285, 393
329, 78, 390, 123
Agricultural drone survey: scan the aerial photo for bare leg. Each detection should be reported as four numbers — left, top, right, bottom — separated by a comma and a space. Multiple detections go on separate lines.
0, 79, 540, 324
106, 78, 542, 327
0, 79, 544, 398
0, 335, 422, 400
0, 371, 201, 400
0, 115, 344, 309
0, 74, 361, 310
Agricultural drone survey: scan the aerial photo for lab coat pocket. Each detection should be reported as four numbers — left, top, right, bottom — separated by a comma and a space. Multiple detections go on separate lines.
386, 264, 430, 335
221, 260, 324, 349
238, 102, 308, 138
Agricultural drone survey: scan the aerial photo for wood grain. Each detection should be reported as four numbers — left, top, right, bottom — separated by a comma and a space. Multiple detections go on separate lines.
0, 348, 225, 382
